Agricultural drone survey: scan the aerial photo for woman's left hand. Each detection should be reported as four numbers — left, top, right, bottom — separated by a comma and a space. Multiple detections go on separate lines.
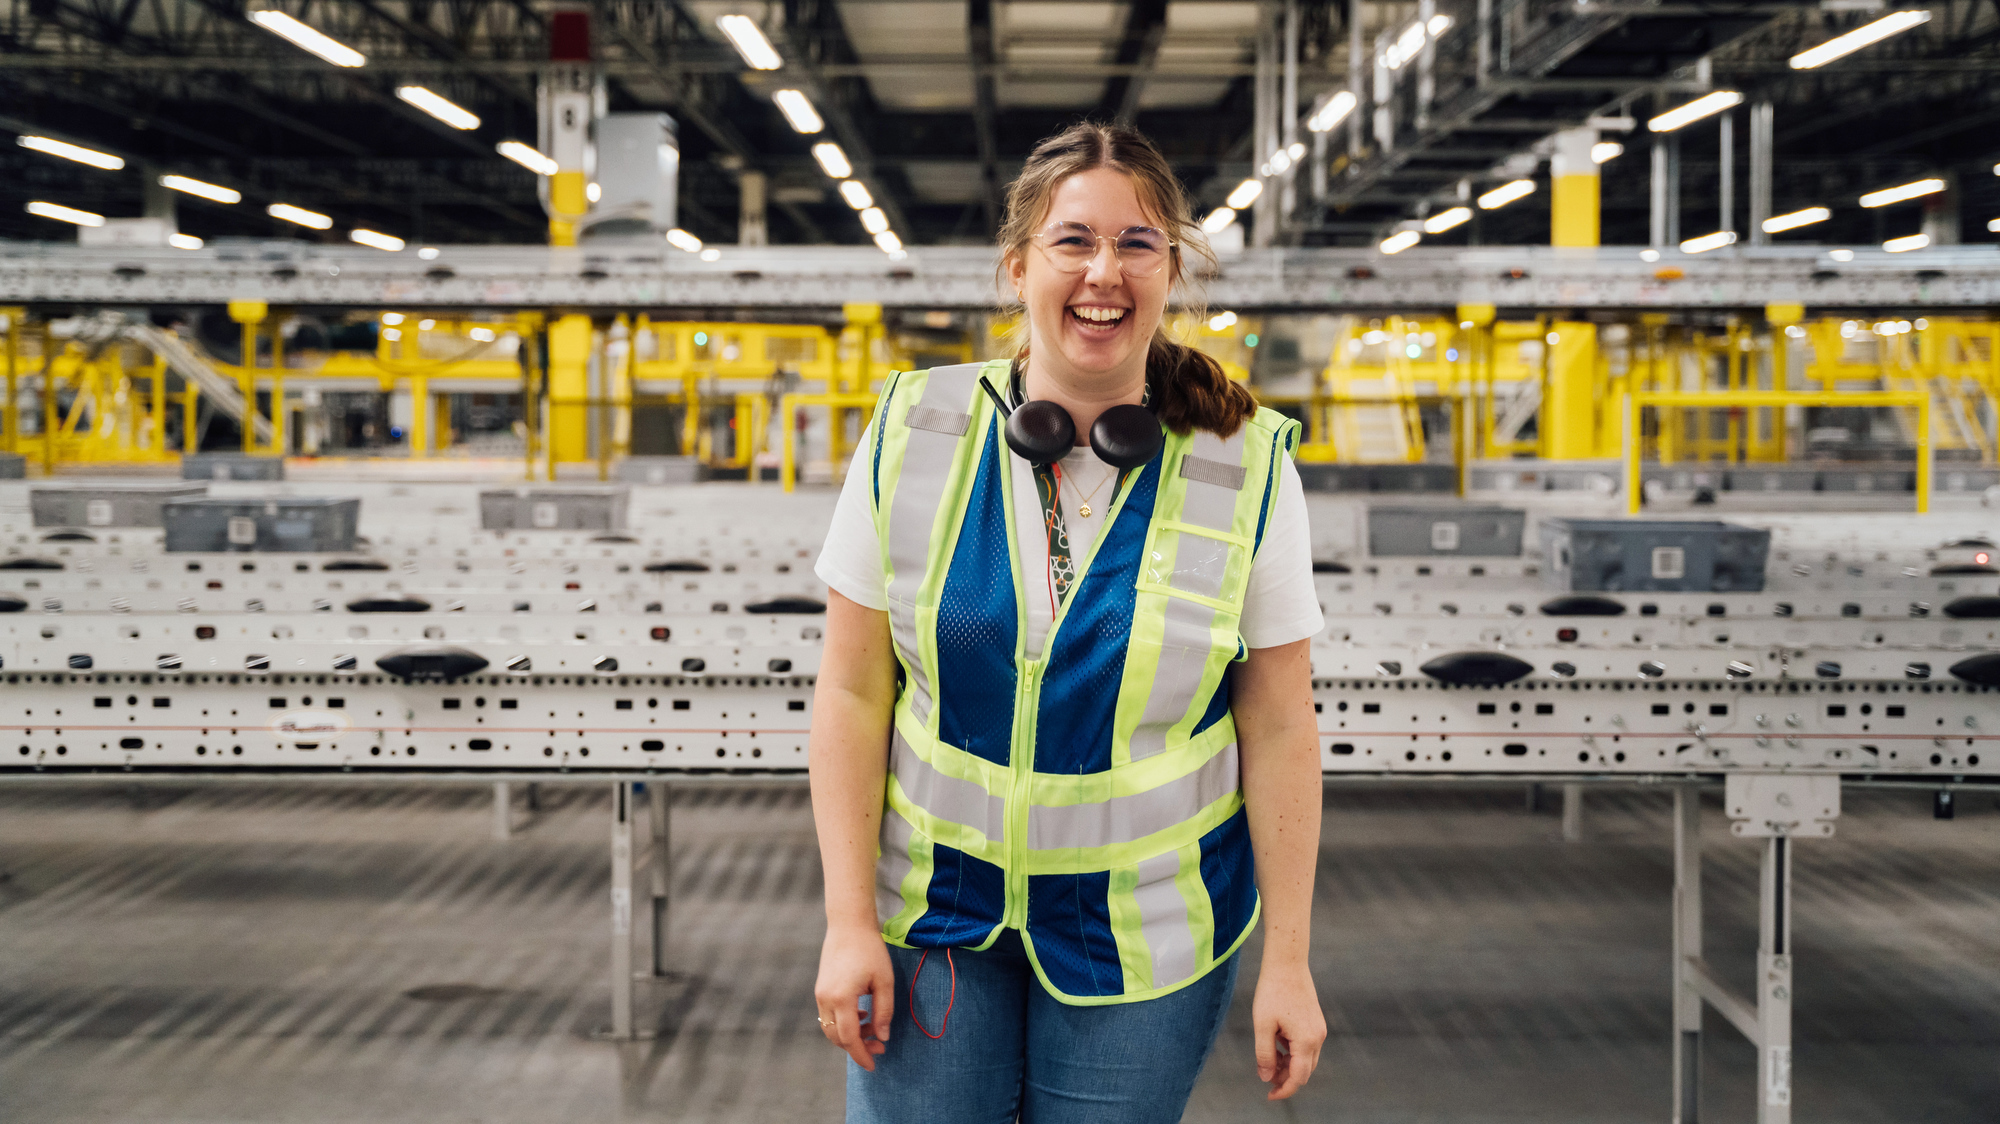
1251, 958, 1326, 1101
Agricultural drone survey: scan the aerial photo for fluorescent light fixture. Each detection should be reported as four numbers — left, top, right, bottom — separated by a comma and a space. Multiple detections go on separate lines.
1380, 229, 1421, 254
666, 228, 703, 253
247, 8, 365, 68
1201, 207, 1237, 233
873, 230, 903, 253
167, 232, 203, 249
1680, 230, 1737, 254
417, 246, 439, 260
1639, 249, 1660, 262
1267, 148, 1293, 175
350, 228, 405, 252
1989, 218, 2000, 233
17, 135, 124, 170
811, 142, 852, 179
1829, 248, 1855, 261
1648, 90, 1744, 132
838, 180, 873, 210
1477, 179, 1535, 209
1307, 91, 1358, 133
1763, 206, 1831, 233
397, 86, 480, 130
859, 207, 889, 235
716, 14, 782, 70
1591, 141, 1624, 164
1790, 10, 1931, 69
1225, 178, 1264, 209
1427, 13, 1452, 35
700, 248, 722, 261
25, 201, 105, 227
771, 89, 824, 134
159, 174, 240, 204
266, 202, 332, 230
585, 182, 601, 202
497, 140, 558, 176
1385, 21, 1428, 69
382, 328, 401, 342
1423, 206, 1471, 234
1287, 142, 1305, 160
1208, 311, 1238, 331
1883, 232, 1929, 252
469, 327, 497, 342
381, 313, 404, 325
1859, 178, 1945, 208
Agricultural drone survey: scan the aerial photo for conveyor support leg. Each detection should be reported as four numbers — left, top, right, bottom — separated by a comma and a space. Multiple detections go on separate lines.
491, 782, 511, 841
608, 781, 635, 1039
1561, 783, 1584, 842
1756, 836, 1793, 1123
1672, 786, 1703, 1124
648, 782, 672, 978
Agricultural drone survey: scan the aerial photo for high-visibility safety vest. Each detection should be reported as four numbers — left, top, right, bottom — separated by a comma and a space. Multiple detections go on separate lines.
865, 359, 1301, 1005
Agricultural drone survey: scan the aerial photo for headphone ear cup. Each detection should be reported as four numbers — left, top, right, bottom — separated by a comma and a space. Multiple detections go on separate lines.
1089, 404, 1164, 469
1005, 400, 1076, 465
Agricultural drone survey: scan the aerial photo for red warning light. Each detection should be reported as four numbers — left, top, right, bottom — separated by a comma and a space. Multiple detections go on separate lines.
1977, 551, 1991, 565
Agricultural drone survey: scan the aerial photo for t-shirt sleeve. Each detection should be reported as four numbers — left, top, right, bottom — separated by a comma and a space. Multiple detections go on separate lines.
1238, 455, 1324, 650
813, 445, 890, 611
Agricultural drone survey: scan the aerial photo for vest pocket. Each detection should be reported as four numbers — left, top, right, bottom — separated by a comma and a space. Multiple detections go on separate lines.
1138, 521, 1251, 613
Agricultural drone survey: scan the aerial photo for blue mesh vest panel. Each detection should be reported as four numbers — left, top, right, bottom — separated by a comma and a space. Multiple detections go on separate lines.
1033, 456, 1161, 775
932, 417, 1019, 767
906, 840, 1008, 946
1198, 807, 1258, 960
1024, 870, 1122, 998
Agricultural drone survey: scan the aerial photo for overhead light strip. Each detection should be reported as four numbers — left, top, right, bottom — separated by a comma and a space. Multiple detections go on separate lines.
1790, 10, 1931, 70
1859, 178, 1945, 208
247, 8, 366, 68
1649, 91, 1744, 132
397, 86, 480, 131
25, 201, 105, 227
160, 174, 242, 204
716, 14, 782, 70
17, 135, 124, 170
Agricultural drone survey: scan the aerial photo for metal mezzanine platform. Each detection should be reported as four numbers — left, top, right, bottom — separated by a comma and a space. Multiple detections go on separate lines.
3, 243, 1999, 312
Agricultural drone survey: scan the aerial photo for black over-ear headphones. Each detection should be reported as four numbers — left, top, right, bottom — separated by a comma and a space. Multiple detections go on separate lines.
977, 368, 1164, 469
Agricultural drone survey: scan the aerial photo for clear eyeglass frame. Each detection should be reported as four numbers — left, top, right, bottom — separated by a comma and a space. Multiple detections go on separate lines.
1032, 221, 1177, 278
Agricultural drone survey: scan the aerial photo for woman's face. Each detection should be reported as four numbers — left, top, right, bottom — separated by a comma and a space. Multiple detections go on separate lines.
1007, 168, 1174, 385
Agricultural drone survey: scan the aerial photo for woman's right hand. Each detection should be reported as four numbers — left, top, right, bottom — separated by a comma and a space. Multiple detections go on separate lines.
814, 922, 896, 1070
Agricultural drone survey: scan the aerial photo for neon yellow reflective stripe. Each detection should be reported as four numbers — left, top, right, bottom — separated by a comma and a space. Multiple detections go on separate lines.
1020, 789, 1242, 875
894, 709, 1012, 794
1027, 717, 1234, 807
1106, 861, 1150, 993
1172, 840, 1216, 975
886, 774, 1007, 865
879, 808, 933, 946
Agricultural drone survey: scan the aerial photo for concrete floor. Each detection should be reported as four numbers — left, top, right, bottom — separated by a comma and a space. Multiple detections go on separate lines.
0, 781, 1995, 1123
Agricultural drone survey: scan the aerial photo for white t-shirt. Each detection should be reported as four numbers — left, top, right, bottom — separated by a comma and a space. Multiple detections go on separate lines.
815, 433, 1323, 656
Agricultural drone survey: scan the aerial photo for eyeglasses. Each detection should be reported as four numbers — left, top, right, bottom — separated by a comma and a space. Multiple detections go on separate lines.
1031, 221, 1175, 278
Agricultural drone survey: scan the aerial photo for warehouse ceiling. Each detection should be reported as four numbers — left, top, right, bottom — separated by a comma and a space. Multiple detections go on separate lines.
0, 0, 1996, 250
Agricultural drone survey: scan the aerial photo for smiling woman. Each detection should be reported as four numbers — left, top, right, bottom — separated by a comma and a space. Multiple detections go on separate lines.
809, 122, 1327, 1124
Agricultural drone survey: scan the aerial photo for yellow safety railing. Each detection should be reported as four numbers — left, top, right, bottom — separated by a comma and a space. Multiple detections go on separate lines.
779, 392, 880, 492
1626, 390, 1931, 515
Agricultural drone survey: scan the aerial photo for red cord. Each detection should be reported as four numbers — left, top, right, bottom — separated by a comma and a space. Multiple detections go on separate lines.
908, 948, 957, 1039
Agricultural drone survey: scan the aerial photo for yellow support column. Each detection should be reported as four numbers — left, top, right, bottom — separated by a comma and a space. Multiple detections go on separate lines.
547, 313, 593, 463
227, 300, 266, 453
410, 374, 429, 457
40, 323, 57, 473
268, 321, 285, 457
1550, 128, 1601, 249
1764, 303, 1805, 461
149, 353, 166, 454
1543, 322, 1599, 459
2, 308, 19, 454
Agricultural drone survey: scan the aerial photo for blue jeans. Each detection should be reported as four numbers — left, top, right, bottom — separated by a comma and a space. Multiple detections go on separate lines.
845, 929, 1240, 1124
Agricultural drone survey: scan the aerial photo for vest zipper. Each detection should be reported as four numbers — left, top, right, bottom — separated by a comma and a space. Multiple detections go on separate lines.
1005, 656, 1041, 928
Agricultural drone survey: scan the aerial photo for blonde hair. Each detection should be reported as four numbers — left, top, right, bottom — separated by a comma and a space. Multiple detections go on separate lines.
999, 122, 1257, 438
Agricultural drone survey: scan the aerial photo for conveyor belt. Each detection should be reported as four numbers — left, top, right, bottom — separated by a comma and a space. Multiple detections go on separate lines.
0, 783, 1995, 1122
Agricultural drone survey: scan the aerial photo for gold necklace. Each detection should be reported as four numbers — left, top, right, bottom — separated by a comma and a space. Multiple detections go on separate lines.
1073, 464, 1118, 518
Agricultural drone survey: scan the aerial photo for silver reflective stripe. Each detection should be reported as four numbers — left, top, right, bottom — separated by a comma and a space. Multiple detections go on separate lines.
905, 405, 971, 436
1028, 743, 1238, 851
1132, 850, 1197, 987
1180, 455, 1245, 491
877, 808, 916, 927
883, 363, 988, 724
892, 729, 1006, 844
1128, 428, 1249, 761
